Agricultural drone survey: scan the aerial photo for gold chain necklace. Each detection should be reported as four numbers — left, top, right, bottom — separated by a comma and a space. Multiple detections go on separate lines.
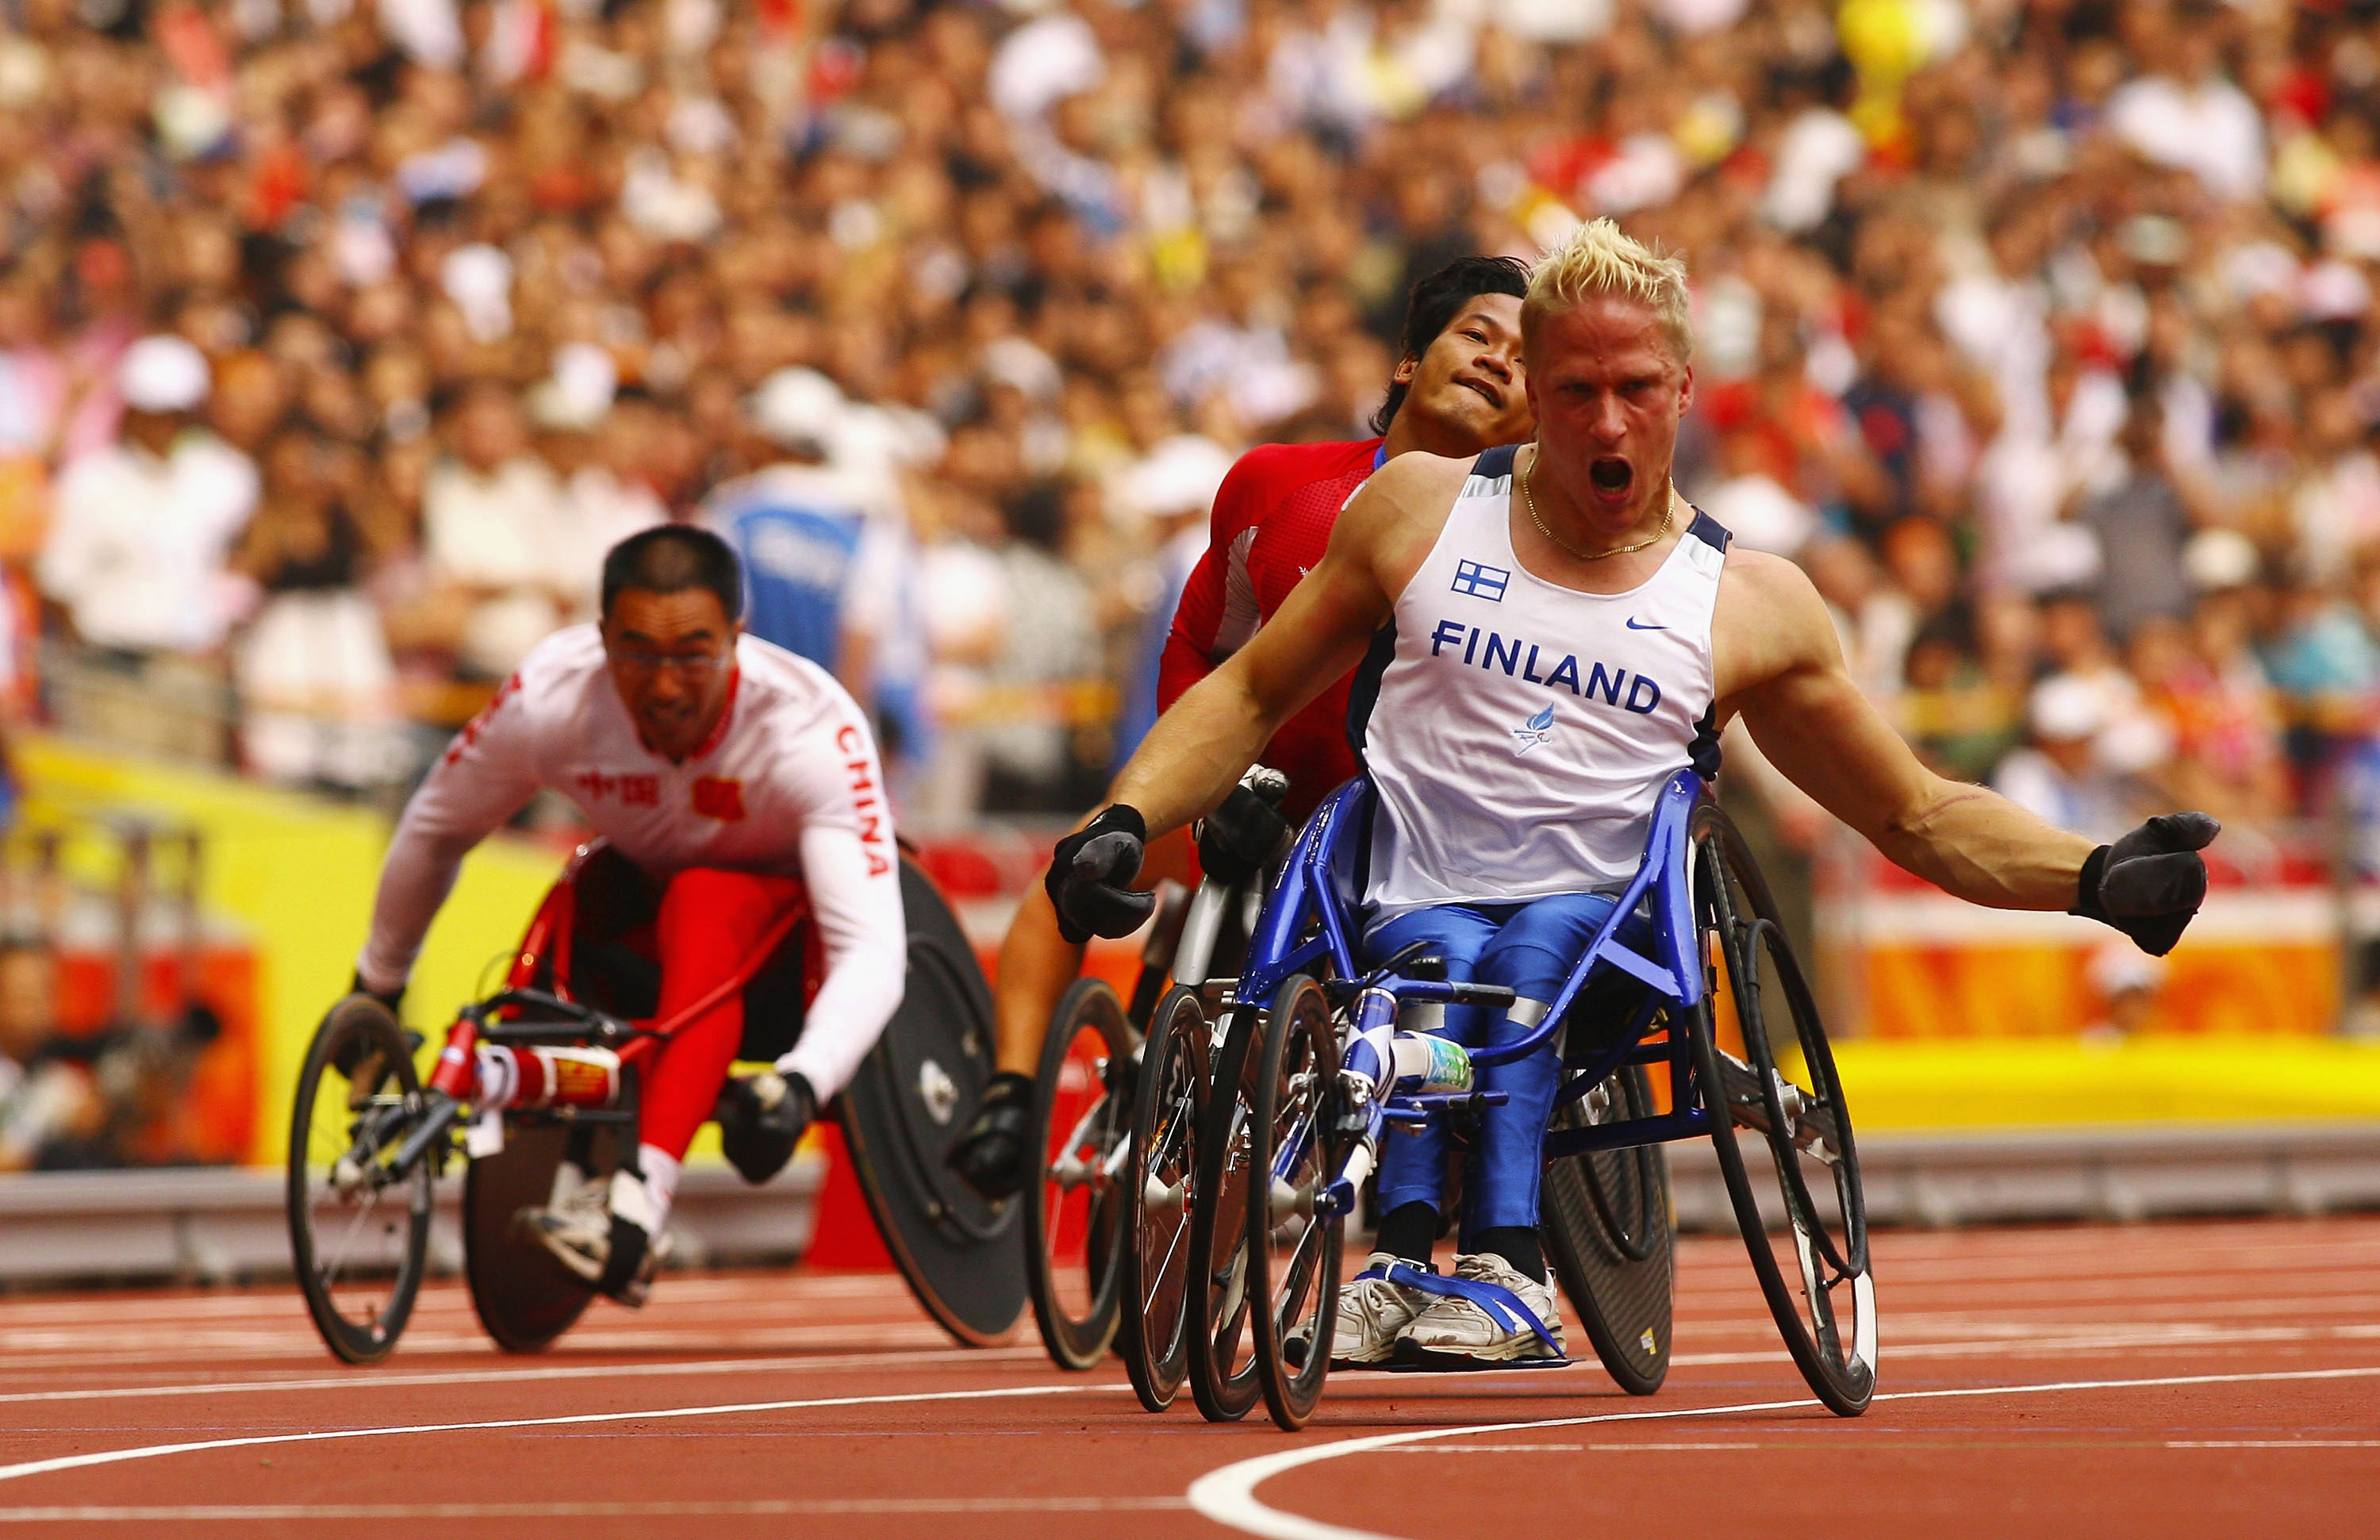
1521, 448, 1675, 563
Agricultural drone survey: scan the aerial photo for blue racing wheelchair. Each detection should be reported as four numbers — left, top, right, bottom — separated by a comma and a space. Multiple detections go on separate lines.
1180, 767, 1876, 1429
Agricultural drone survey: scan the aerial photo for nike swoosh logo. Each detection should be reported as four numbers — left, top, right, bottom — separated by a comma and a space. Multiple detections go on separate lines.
1626, 617, 1667, 630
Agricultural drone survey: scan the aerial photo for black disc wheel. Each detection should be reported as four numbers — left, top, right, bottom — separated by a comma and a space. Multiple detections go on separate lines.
1246, 976, 1344, 1431
1023, 978, 1134, 1371
1542, 1061, 1675, 1396
1120, 985, 1208, 1411
286, 996, 433, 1365
464, 1120, 611, 1353
1689, 801, 1876, 1416
1184, 1003, 1265, 1423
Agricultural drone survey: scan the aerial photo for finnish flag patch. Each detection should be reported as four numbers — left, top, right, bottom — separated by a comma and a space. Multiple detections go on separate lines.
1452, 560, 1511, 601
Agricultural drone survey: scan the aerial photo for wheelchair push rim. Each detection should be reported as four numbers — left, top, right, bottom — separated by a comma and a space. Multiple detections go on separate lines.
1691, 802, 1877, 1415
1023, 977, 1134, 1371
1246, 975, 1343, 1431
1121, 985, 1208, 1411
1185, 1002, 1265, 1423
286, 996, 434, 1365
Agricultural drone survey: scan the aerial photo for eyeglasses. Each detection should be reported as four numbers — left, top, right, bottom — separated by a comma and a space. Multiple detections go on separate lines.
607, 645, 730, 678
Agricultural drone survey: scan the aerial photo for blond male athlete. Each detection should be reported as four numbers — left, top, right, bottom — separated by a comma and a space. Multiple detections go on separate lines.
1047, 221, 2217, 1366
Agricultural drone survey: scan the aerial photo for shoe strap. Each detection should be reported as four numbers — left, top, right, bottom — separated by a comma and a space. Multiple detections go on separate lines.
1353, 1258, 1434, 1281
1376, 1258, 1561, 1357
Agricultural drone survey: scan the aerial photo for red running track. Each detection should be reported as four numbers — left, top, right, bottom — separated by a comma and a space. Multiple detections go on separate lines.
0, 1215, 2370, 1538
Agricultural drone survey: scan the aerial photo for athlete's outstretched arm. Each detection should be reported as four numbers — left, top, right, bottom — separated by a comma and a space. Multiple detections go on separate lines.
1719, 553, 2094, 911
1109, 458, 1443, 837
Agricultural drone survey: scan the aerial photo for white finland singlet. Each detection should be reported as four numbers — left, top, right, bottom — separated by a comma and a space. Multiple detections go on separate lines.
1352, 443, 1731, 931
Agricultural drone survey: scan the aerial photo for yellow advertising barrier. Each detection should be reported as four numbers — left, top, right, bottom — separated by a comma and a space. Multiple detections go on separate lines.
1834, 1035, 2380, 1128
18, 734, 2380, 1169
17, 735, 558, 1166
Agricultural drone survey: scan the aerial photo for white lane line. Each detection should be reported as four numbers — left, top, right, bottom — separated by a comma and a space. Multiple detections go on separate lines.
1664, 1320, 2380, 1369
0, 1497, 1191, 1522
1375, 1443, 1760, 1454
1185, 1365, 2380, 1540
0, 1345, 1050, 1407
1330, 1322, 2380, 1382
1374, 1446, 1585, 1454
2168, 1440, 2380, 1450
0, 1381, 1124, 1488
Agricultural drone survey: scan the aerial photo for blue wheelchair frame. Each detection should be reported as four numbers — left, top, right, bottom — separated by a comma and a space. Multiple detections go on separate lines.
1234, 764, 1718, 1221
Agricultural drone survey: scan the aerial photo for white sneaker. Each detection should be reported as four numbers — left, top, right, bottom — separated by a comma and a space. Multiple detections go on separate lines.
1395, 1252, 1567, 1368
1292, 1251, 1429, 1368
516, 1170, 671, 1305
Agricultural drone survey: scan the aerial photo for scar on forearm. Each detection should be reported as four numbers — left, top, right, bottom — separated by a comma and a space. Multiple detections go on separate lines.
1926, 785, 1993, 814
1900, 783, 1992, 836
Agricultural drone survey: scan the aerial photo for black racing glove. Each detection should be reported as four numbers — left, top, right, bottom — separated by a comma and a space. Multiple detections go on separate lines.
332, 972, 410, 1080
946, 1070, 1036, 1202
2071, 811, 2221, 957
1046, 805, 1156, 943
347, 970, 405, 1018
714, 1070, 816, 1185
1195, 780, 1290, 887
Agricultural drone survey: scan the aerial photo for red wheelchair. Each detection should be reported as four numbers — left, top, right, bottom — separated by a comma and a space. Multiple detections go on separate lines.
286, 842, 1023, 1364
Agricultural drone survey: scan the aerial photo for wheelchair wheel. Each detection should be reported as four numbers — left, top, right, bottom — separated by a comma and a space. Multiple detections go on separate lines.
1541, 1062, 1674, 1396
1184, 1003, 1265, 1423
464, 1120, 611, 1353
286, 996, 432, 1365
1690, 801, 1876, 1417
1023, 978, 1133, 1371
1120, 985, 1207, 1411
1246, 976, 1344, 1431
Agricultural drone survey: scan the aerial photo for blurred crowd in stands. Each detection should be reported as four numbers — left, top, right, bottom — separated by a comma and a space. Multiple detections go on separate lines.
0, 0, 2376, 858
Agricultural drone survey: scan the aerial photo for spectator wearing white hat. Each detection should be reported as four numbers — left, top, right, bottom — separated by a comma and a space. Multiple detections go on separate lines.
35, 336, 259, 762
415, 381, 570, 681
1108, 432, 1233, 765
38, 336, 259, 659
533, 346, 667, 620
702, 368, 925, 770
1992, 674, 2163, 844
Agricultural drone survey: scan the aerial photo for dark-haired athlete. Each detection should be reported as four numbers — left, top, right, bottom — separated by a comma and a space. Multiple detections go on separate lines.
948, 255, 1538, 1200
351, 526, 906, 1303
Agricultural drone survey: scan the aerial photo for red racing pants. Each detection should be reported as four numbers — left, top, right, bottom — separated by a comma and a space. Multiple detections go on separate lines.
636, 868, 807, 1161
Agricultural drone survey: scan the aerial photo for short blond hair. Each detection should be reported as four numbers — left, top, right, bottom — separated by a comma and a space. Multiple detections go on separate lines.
1522, 218, 1694, 364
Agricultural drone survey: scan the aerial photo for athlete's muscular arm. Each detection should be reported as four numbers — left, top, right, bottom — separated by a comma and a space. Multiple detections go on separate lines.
355, 678, 544, 994
1110, 454, 1461, 837
1716, 552, 2094, 910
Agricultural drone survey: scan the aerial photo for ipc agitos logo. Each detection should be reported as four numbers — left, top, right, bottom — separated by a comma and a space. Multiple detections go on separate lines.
1512, 702, 1557, 755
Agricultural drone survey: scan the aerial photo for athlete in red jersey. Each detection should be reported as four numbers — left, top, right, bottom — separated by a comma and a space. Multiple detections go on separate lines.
950, 255, 1539, 1200
1155, 436, 1377, 824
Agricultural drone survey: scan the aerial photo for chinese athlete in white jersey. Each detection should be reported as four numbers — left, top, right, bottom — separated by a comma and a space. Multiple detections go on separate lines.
355, 527, 905, 1302
1052, 220, 2217, 1366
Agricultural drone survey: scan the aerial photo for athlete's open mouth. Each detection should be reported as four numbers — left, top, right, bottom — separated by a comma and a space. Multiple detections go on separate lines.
1589, 457, 1633, 496
1456, 376, 1503, 409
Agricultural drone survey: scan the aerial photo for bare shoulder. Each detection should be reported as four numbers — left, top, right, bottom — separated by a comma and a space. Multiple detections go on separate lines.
1718, 547, 1832, 628
1330, 450, 1469, 576
1712, 546, 1842, 701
